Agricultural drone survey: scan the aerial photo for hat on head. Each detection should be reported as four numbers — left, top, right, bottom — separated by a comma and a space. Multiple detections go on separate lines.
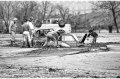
29, 17, 33, 21
89, 30, 93, 33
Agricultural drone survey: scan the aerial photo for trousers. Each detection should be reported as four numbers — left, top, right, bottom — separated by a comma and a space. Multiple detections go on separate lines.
22, 31, 32, 47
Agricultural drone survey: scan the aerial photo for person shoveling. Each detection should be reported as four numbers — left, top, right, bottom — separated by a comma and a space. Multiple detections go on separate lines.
87, 29, 98, 44
79, 29, 98, 46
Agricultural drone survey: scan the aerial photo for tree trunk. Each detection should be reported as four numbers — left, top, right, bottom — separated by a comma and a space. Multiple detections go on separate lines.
108, 25, 113, 33
98, 25, 101, 33
74, 24, 77, 33
4, 22, 9, 33
112, 9, 119, 33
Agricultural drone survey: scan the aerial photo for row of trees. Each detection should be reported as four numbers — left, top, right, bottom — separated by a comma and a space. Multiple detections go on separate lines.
0, 1, 82, 33
0, 1, 120, 33
91, 1, 120, 33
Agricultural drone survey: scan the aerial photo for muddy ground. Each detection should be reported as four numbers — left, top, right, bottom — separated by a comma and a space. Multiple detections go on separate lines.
0, 33, 120, 78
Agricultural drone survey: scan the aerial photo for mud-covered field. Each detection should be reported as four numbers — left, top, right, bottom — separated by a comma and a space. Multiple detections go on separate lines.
0, 33, 120, 78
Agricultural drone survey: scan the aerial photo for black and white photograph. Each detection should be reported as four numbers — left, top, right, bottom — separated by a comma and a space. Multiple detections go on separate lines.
0, 0, 120, 78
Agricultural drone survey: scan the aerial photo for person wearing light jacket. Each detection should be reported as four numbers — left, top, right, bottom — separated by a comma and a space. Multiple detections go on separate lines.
9, 18, 18, 46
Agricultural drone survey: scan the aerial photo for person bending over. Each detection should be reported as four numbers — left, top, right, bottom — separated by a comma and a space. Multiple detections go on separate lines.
87, 30, 98, 44
43, 29, 65, 47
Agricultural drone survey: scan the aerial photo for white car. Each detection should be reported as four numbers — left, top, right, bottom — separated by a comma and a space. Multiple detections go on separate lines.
33, 31, 80, 48
33, 22, 81, 47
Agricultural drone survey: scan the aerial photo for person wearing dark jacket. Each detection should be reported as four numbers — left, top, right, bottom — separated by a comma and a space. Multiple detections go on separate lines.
88, 30, 98, 44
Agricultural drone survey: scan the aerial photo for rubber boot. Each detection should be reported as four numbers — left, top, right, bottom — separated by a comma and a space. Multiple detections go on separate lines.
10, 40, 15, 46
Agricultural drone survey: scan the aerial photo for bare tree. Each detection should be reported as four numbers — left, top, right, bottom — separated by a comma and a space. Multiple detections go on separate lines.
35, 1, 55, 23
56, 4, 70, 23
0, 1, 15, 33
73, 11, 81, 32
13, 1, 55, 24
14, 1, 37, 24
91, 1, 120, 33
68, 11, 82, 32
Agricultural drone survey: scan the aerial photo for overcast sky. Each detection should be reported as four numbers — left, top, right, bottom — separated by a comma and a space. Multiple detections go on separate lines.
36, 0, 93, 14
52, 1, 93, 14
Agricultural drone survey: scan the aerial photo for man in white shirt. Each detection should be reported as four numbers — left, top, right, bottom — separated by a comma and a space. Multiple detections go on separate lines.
27, 17, 35, 47
21, 18, 35, 47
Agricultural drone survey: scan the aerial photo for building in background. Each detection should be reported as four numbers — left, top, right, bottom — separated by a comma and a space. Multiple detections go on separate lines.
43, 15, 62, 24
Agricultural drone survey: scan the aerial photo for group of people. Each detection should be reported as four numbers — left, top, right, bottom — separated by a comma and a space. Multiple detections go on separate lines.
9, 17, 98, 48
9, 17, 34, 47
9, 17, 65, 48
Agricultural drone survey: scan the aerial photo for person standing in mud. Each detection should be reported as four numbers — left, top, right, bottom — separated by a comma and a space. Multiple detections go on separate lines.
9, 18, 18, 46
21, 18, 35, 48
87, 29, 98, 44
27, 17, 35, 47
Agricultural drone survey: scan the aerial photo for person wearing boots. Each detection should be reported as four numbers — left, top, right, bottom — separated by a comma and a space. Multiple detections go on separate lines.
21, 18, 35, 48
9, 18, 18, 46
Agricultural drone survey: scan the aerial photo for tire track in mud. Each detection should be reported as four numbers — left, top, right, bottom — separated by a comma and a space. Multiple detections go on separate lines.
0, 47, 90, 59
